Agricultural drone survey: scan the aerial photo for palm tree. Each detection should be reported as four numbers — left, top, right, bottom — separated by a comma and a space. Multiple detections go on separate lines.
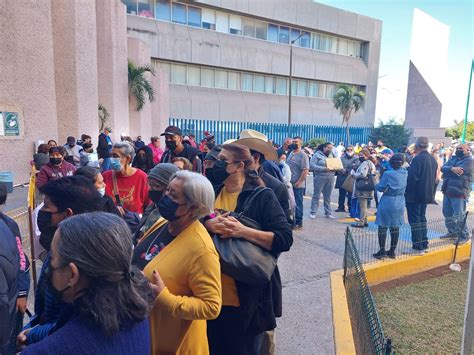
128, 60, 155, 111
98, 104, 110, 132
332, 85, 365, 145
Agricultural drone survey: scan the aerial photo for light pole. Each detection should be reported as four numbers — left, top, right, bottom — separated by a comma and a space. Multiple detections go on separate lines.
288, 32, 305, 128
461, 59, 473, 144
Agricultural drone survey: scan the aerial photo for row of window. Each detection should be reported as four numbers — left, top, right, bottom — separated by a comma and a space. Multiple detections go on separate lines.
153, 61, 364, 99
124, 0, 363, 58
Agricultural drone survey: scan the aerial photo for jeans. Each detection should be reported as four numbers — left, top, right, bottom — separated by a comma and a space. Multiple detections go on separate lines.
338, 188, 351, 211
443, 196, 468, 240
293, 187, 305, 225
101, 157, 111, 172
358, 198, 368, 225
310, 175, 334, 215
406, 202, 428, 250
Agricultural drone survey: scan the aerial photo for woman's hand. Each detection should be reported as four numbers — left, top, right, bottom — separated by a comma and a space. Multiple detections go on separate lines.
150, 270, 166, 297
17, 327, 32, 351
220, 216, 249, 239
16, 297, 27, 313
204, 215, 234, 235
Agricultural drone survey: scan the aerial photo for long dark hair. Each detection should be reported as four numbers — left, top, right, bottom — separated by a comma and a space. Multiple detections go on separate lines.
57, 212, 154, 335
222, 143, 264, 187
316, 142, 332, 152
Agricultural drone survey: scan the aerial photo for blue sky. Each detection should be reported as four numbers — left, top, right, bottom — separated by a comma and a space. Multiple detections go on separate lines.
317, 0, 473, 127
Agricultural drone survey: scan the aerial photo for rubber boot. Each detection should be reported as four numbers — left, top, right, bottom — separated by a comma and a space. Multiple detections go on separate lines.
387, 227, 399, 259
373, 228, 387, 259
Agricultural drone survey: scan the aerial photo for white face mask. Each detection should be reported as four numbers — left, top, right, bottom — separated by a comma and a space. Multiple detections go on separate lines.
98, 187, 106, 197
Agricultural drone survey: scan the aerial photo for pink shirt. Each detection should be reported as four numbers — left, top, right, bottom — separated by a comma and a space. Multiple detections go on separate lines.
148, 143, 164, 165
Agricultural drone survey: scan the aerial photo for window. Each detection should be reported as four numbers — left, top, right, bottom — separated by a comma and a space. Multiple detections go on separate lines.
312, 33, 321, 50
255, 21, 267, 40
308, 82, 318, 97
201, 8, 215, 29
229, 15, 242, 35
172, 3, 186, 24
300, 31, 311, 48
290, 28, 300, 44
326, 84, 335, 98
124, 0, 137, 15
241, 74, 253, 91
279, 26, 289, 44
215, 70, 228, 88
215, 12, 229, 33
187, 6, 201, 27
187, 66, 201, 86
254, 75, 265, 92
264, 76, 274, 93
297, 80, 308, 96
160, 62, 171, 81
243, 19, 255, 37
155, 0, 170, 21
228, 71, 241, 90
318, 83, 327, 98
171, 64, 186, 84
137, 0, 153, 18
267, 23, 278, 42
276, 78, 287, 94
319, 35, 328, 51
354, 42, 361, 57
290, 79, 297, 96
328, 36, 337, 53
338, 39, 348, 56
201, 68, 215, 87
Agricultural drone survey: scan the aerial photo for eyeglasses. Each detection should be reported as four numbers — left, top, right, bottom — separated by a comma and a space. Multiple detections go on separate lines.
44, 262, 68, 280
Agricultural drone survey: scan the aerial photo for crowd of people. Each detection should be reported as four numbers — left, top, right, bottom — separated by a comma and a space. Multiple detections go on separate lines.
1, 125, 472, 354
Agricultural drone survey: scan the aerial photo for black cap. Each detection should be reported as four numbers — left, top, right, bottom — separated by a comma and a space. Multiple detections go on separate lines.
204, 145, 222, 161
67, 136, 76, 143
160, 125, 182, 137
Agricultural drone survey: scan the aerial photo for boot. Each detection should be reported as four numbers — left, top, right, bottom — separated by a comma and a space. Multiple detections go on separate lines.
388, 228, 400, 259
373, 228, 387, 259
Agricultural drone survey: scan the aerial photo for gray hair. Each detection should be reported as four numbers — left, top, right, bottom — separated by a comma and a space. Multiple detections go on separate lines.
57, 212, 154, 335
415, 136, 429, 150
113, 141, 136, 162
171, 170, 215, 218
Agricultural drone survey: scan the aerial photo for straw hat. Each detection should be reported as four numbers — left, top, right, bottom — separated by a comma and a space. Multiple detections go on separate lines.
235, 129, 278, 161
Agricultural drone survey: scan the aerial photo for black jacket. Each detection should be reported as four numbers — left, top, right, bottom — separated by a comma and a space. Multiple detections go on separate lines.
213, 182, 293, 335
160, 144, 202, 173
405, 150, 438, 204
260, 169, 292, 225
97, 133, 111, 159
442, 155, 473, 198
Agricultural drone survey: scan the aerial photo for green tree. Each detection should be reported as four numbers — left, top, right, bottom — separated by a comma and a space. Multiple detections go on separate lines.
445, 120, 474, 141
332, 85, 365, 145
98, 104, 109, 132
369, 118, 411, 150
304, 137, 326, 149
128, 60, 155, 111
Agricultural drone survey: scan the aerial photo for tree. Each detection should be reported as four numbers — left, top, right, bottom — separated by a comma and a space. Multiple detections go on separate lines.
446, 120, 474, 141
304, 137, 326, 149
369, 118, 411, 150
332, 85, 365, 145
98, 104, 109, 132
128, 60, 155, 111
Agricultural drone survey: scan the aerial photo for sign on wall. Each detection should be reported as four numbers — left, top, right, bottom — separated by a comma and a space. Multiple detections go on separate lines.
0, 112, 20, 136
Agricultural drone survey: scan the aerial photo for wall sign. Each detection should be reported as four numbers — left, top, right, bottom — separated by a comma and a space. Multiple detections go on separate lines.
0, 112, 20, 136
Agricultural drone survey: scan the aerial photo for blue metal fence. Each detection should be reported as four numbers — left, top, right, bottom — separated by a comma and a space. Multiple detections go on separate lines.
169, 118, 372, 145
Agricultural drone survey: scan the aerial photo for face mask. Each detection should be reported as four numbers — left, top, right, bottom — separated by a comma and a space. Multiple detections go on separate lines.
205, 167, 217, 185
324, 150, 331, 157
50, 157, 62, 166
68, 143, 75, 148
148, 190, 163, 204
83, 143, 93, 150
455, 150, 465, 158
110, 158, 122, 171
38, 210, 57, 251
98, 187, 106, 197
288, 143, 298, 151
346, 152, 354, 157
166, 140, 178, 151
158, 195, 186, 222
359, 156, 366, 162
212, 160, 230, 185
137, 155, 147, 164
377, 144, 383, 148
46, 265, 71, 301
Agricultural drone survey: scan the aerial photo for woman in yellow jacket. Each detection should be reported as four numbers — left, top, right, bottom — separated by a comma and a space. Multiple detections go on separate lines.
132, 170, 221, 354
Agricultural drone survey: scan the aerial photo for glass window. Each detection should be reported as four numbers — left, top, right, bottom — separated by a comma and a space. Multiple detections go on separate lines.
243, 19, 255, 37
255, 21, 267, 40
160, 62, 171, 81
328, 36, 337, 53
202, 8, 215, 30
137, 0, 153, 17
229, 15, 242, 35
297, 80, 308, 96
187, 6, 201, 27
318, 83, 327, 98
172, 3, 186, 24
319, 35, 328, 51
308, 82, 318, 97
254, 75, 265, 92
187, 66, 201, 86
312, 33, 321, 50
201, 68, 215, 87
264, 76, 274, 93
171, 64, 186, 84
279, 26, 289, 44
215, 12, 229, 33
326, 84, 335, 98
354, 42, 361, 57
215, 70, 228, 88
338, 39, 348, 55
267, 24, 279, 42
290, 79, 297, 96
228, 72, 241, 90
241, 74, 253, 91
276, 78, 287, 94
124, 0, 137, 15
155, 0, 170, 21
290, 28, 300, 44
300, 31, 311, 48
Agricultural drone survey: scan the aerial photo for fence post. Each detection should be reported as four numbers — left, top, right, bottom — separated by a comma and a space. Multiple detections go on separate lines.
343, 226, 350, 283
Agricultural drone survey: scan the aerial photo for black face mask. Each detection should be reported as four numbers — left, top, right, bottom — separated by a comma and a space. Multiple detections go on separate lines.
68, 143, 75, 148
288, 143, 298, 151
205, 167, 217, 185
212, 160, 230, 185
83, 143, 93, 150
148, 190, 163, 204
455, 150, 465, 158
45, 264, 71, 300
38, 210, 57, 251
157, 195, 186, 222
50, 157, 62, 166
166, 140, 178, 151
359, 156, 366, 162
137, 155, 147, 164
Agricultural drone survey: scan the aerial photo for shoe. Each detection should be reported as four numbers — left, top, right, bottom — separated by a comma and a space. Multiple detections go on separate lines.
456, 238, 469, 245
373, 250, 386, 260
351, 223, 365, 228
326, 214, 335, 219
293, 224, 303, 230
335, 208, 346, 212
309, 213, 316, 219
413, 249, 425, 256
440, 233, 456, 239
387, 250, 396, 259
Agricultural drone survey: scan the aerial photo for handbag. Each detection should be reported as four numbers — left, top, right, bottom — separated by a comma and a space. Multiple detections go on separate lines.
355, 163, 377, 192
342, 174, 355, 193
212, 187, 277, 286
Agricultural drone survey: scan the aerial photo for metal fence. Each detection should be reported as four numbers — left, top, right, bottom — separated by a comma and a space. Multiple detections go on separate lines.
351, 213, 472, 265
343, 227, 392, 354
169, 118, 372, 145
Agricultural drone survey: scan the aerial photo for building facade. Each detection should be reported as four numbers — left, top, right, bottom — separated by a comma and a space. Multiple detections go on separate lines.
126, 0, 382, 126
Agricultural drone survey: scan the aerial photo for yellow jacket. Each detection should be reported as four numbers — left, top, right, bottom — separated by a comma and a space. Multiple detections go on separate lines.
143, 219, 222, 355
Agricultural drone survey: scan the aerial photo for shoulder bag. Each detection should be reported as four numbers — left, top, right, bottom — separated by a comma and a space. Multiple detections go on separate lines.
212, 187, 277, 286
355, 162, 377, 192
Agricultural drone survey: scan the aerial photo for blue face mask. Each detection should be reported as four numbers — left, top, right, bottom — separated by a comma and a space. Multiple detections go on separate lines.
157, 195, 187, 222
110, 158, 122, 171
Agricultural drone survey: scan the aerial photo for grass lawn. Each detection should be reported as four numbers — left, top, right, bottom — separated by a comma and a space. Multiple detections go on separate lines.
373, 268, 468, 353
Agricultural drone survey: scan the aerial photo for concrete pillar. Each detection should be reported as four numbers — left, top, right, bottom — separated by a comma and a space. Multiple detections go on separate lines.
51, 0, 99, 144
96, 0, 129, 142
128, 37, 153, 140
151, 68, 170, 148
0, 0, 58, 183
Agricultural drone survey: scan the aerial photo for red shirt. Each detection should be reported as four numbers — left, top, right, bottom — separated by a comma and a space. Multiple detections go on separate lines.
103, 169, 150, 214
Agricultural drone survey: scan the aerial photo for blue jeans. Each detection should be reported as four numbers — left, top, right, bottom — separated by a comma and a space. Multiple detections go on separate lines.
293, 187, 305, 226
443, 196, 468, 240
406, 202, 428, 250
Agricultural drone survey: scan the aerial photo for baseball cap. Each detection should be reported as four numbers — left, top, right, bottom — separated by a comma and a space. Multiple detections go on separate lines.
204, 145, 223, 161
160, 126, 182, 137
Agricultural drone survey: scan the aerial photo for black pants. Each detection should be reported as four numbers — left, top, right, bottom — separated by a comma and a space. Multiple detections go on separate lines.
406, 202, 428, 250
378, 227, 400, 252
337, 188, 351, 211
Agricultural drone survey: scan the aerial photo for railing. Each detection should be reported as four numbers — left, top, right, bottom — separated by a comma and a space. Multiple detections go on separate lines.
343, 227, 392, 354
169, 118, 371, 146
